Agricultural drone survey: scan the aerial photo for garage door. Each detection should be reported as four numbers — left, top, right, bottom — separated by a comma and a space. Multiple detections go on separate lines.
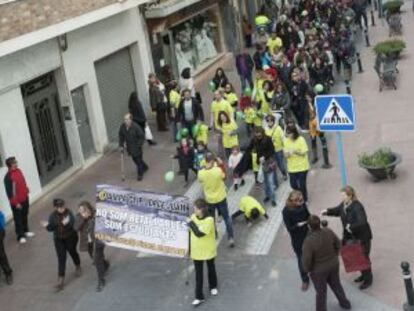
95, 48, 136, 143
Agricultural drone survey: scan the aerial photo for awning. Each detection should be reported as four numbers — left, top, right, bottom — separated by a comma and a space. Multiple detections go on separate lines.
145, 0, 203, 18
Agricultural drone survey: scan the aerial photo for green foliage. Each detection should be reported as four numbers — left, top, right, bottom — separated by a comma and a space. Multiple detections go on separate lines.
383, 0, 403, 13
374, 39, 406, 56
359, 148, 396, 168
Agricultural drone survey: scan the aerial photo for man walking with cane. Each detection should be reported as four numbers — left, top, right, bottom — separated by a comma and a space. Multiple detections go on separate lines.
119, 113, 148, 181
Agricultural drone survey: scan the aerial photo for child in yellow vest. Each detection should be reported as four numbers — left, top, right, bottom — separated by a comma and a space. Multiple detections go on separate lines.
195, 123, 209, 147
265, 115, 288, 179
243, 101, 256, 136
217, 111, 239, 158
253, 100, 269, 127
224, 83, 239, 119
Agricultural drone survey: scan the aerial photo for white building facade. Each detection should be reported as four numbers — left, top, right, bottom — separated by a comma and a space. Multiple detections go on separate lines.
0, 0, 154, 219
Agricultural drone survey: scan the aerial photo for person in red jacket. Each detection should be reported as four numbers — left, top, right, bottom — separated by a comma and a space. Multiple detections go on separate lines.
3, 157, 34, 244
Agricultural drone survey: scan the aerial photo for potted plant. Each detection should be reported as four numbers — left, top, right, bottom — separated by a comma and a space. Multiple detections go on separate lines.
358, 148, 402, 181
374, 39, 406, 59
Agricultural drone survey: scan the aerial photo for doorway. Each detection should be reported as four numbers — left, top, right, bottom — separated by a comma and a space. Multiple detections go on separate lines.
71, 86, 96, 161
22, 73, 72, 186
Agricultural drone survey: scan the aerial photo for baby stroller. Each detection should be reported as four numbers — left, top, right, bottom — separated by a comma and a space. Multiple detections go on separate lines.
387, 13, 402, 36
374, 54, 399, 91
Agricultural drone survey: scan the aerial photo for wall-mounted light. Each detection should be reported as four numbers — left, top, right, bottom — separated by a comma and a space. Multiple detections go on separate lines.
58, 34, 68, 52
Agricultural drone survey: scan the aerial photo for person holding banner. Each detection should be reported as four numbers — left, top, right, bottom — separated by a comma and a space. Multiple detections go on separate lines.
197, 153, 234, 247
119, 113, 148, 181
187, 199, 218, 306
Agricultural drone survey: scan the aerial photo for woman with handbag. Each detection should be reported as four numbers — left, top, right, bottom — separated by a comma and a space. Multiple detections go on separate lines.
128, 92, 157, 146
321, 186, 373, 290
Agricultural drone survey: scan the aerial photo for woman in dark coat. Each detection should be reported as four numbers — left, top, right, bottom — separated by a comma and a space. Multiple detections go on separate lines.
212, 67, 229, 90
128, 92, 156, 145
282, 190, 311, 291
148, 73, 168, 131
322, 186, 373, 290
41, 199, 81, 292
74, 201, 109, 292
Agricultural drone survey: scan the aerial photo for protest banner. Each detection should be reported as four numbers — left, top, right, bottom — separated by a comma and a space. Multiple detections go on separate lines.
95, 185, 191, 258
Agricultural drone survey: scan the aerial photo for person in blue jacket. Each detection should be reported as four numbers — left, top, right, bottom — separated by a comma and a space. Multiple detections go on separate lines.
0, 210, 13, 285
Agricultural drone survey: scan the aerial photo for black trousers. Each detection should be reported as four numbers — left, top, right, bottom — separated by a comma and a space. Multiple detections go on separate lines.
0, 230, 12, 276
94, 242, 109, 282
54, 234, 81, 277
132, 153, 148, 178
310, 266, 351, 311
11, 200, 29, 240
156, 106, 168, 131
360, 239, 373, 284
184, 168, 198, 183
355, 10, 368, 28
194, 258, 218, 300
289, 171, 308, 202
293, 243, 310, 284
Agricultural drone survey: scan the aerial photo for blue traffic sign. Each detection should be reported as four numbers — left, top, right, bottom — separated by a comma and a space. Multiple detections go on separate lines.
315, 95, 355, 132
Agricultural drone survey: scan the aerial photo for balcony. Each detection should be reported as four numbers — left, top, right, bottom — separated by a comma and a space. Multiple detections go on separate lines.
145, 0, 202, 18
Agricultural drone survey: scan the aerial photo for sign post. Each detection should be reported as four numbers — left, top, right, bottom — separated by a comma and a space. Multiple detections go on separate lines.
335, 132, 348, 187
315, 95, 356, 187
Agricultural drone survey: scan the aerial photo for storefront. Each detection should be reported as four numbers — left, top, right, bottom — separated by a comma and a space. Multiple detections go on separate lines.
145, 0, 239, 78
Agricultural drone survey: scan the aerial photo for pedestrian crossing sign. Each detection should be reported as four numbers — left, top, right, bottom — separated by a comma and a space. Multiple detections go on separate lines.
315, 95, 355, 132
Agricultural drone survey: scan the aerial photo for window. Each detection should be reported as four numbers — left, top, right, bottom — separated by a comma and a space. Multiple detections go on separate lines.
171, 8, 222, 75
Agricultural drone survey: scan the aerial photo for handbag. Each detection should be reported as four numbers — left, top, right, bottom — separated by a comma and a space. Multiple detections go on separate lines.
257, 164, 264, 183
340, 240, 371, 273
144, 124, 154, 141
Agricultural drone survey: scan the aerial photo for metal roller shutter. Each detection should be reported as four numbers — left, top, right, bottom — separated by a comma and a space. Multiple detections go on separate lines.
95, 48, 136, 143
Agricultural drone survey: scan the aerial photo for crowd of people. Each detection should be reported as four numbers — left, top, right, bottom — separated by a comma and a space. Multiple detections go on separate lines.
0, 0, 376, 309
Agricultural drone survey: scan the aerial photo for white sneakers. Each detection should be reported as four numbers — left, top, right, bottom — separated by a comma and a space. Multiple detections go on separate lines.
192, 299, 205, 306
191, 289, 218, 307
25, 232, 35, 238
19, 232, 35, 244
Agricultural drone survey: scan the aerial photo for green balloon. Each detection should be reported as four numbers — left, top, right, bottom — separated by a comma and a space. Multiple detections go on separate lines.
164, 171, 175, 182
236, 111, 244, 121
176, 131, 182, 141
208, 81, 216, 92
314, 84, 324, 94
192, 124, 200, 137
180, 127, 189, 137
244, 87, 252, 97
